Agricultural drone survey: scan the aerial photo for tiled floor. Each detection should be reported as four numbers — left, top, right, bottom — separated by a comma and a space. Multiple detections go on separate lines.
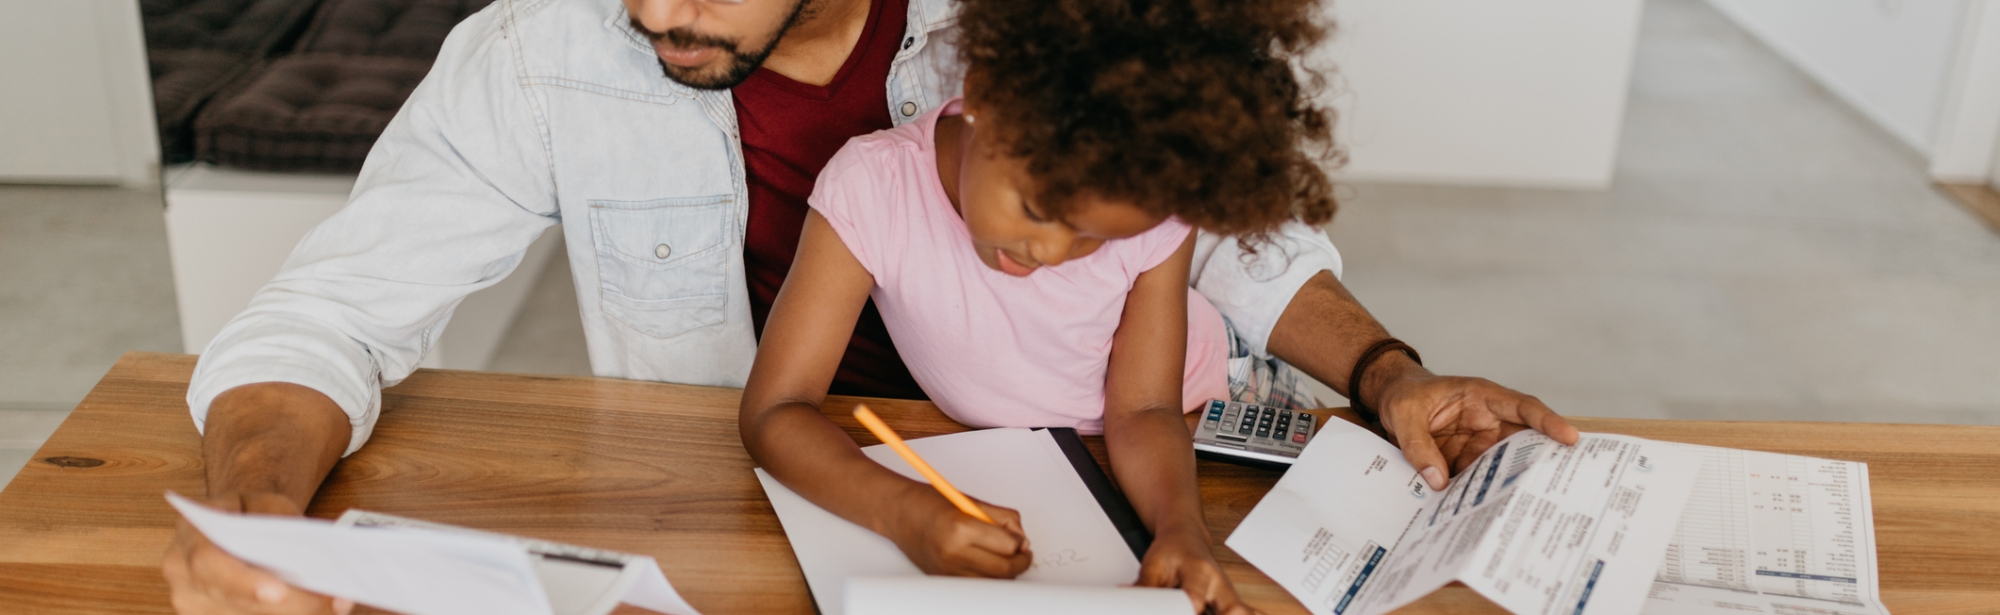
3, 0, 1998, 491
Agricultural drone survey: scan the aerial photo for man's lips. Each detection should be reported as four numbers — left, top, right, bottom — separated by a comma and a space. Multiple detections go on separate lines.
996, 249, 1038, 276
656, 44, 721, 67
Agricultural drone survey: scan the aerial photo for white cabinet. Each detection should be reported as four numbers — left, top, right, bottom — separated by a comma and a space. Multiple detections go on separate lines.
165, 165, 563, 370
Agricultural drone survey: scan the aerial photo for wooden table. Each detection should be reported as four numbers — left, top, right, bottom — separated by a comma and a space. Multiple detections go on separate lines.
2, 352, 1997, 614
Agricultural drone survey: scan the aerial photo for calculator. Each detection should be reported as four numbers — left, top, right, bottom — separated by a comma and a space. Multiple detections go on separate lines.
1191, 399, 1317, 468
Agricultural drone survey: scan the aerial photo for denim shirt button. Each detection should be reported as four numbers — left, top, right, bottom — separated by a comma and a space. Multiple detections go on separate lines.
900, 102, 917, 117
903, 37, 914, 50
654, 243, 672, 259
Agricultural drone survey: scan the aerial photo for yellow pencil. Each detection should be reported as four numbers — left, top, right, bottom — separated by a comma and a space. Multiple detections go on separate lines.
852, 405, 998, 525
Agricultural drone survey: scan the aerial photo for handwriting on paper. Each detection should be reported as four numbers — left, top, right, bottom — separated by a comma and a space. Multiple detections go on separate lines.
1035, 548, 1091, 570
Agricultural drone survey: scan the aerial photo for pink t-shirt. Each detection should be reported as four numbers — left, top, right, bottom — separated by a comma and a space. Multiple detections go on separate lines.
808, 99, 1230, 434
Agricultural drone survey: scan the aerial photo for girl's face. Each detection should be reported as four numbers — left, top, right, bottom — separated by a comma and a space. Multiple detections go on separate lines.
952, 113, 1166, 277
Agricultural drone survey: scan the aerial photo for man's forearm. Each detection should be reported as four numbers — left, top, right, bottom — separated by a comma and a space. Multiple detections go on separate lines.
201, 383, 353, 508
1265, 270, 1430, 409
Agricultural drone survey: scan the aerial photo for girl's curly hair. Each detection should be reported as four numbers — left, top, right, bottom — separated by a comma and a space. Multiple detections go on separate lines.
957, 0, 1341, 239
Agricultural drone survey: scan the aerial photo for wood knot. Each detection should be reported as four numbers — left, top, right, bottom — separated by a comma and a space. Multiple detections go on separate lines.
41, 456, 105, 468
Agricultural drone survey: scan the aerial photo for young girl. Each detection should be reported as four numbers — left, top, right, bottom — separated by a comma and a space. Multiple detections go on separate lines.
739, 0, 1335, 611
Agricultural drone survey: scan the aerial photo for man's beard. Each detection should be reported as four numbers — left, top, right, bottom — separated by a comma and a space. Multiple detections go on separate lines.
630, 1, 809, 91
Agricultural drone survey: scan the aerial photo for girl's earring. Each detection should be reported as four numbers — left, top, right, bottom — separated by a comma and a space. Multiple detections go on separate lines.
964, 114, 976, 125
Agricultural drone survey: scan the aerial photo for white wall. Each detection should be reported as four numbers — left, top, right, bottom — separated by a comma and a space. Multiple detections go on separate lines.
1932, 0, 2000, 183
1321, 0, 1647, 189
0, 0, 158, 188
1706, 0, 1969, 155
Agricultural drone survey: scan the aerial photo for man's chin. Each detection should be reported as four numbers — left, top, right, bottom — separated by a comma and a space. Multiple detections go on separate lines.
657, 58, 759, 91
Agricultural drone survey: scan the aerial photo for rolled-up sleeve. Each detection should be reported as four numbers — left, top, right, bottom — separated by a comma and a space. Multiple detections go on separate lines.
1190, 221, 1344, 360
187, 9, 557, 456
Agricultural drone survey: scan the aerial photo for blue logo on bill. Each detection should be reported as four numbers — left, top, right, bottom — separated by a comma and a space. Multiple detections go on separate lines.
1636, 455, 1652, 472
1408, 475, 1428, 499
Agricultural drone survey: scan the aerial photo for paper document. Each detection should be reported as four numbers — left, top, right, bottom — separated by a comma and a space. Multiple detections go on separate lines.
757, 428, 1143, 615
334, 510, 701, 615
1227, 419, 1702, 615
166, 493, 700, 615
845, 576, 1192, 615
1643, 445, 1886, 615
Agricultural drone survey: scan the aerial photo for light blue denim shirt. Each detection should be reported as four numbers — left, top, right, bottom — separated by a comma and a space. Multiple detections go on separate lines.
188, 0, 1344, 455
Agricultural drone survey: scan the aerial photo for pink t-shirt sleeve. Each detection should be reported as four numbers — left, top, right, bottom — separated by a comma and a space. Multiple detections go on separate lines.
1129, 217, 1193, 275
807, 139, 903, 281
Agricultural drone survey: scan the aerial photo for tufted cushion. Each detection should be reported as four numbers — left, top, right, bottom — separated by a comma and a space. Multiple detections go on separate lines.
141, 0, 323, 56
294, 0, 496, 59
151, 50, 256, 163
194, 54, 429, 173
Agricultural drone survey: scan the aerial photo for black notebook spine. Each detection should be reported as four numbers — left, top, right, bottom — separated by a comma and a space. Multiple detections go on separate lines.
1044, 427, 1154, 560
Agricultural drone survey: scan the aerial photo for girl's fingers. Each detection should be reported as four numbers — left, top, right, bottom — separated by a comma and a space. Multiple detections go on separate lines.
1137, 557, 1178, 587
969, 502, 1030, 555
954, 538, 1032, 578
949, 504, 1032, 577
965, 523, 1033, 576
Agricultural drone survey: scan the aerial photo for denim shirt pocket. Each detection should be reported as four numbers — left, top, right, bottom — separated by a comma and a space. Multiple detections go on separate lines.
588, 195, 733, 339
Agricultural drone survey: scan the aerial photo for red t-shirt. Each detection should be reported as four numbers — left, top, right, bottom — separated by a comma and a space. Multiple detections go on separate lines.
733, 0, 922, 399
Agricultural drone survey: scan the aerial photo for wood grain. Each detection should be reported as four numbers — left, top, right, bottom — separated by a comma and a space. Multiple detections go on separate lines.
2, 352, 1997, 614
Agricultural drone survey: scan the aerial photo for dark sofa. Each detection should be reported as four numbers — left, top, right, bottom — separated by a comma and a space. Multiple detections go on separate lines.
144, 0, 494, 172
142, 0, 322, 163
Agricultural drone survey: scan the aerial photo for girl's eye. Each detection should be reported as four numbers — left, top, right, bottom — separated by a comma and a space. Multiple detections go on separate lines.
1021, 200, 1047, 223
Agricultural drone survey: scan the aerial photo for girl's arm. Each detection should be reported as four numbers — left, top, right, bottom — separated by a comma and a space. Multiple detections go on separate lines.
1104, 233, 1253, 615
740, 211, 1033, 578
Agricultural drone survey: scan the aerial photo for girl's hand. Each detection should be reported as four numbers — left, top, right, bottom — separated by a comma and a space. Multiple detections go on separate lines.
886, 495, 1034, 578
1137, 527, 1259, 615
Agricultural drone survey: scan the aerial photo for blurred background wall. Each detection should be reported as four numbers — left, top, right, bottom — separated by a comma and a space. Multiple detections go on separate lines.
1320, 0, 1647, 189
0, 0, 158, 188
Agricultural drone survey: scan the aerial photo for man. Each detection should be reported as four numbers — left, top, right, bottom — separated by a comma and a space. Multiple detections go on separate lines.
162, 0, 1579, 613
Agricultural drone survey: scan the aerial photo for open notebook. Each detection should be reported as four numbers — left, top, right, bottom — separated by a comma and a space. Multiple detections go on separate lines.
756, 427, 1161, 615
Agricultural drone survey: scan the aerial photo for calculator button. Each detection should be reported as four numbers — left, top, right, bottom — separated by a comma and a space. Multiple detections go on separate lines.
1293, 432, 1307, 444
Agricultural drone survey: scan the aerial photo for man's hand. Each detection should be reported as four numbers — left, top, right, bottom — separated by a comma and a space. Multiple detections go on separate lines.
167, 382, 353, 614
162, 493, 353, 615
1371, 361, 1580, 491
1265, 271, 1581, 492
